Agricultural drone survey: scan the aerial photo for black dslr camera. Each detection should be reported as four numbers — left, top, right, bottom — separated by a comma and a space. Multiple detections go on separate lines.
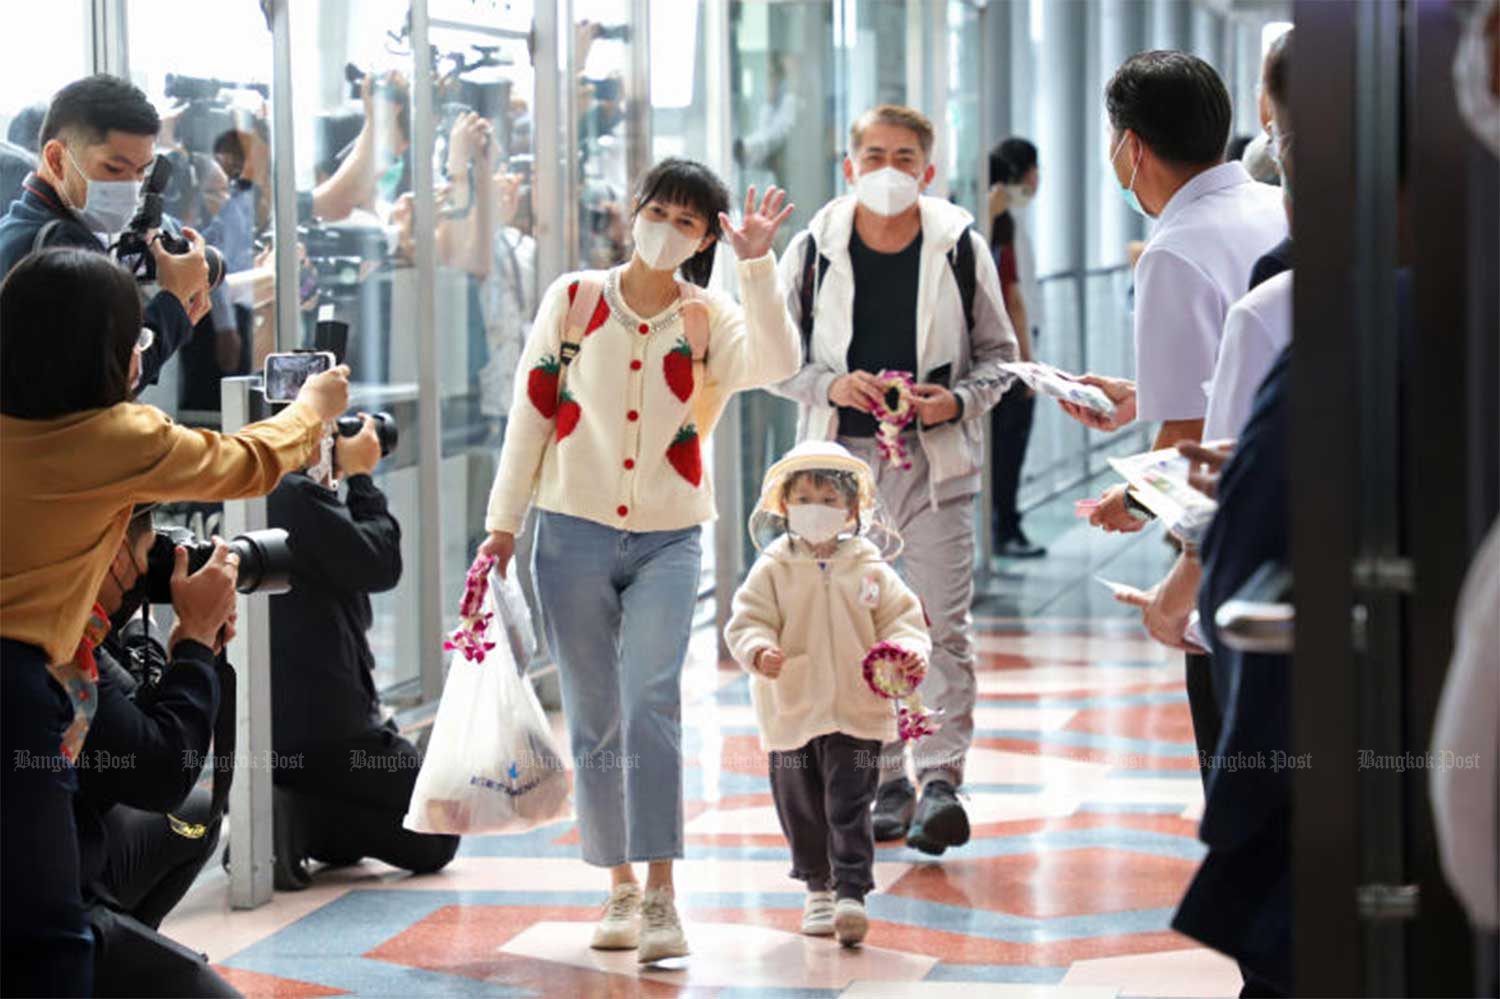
144, 526, 295, 602
114, 154, 226, 290
336, 411, 399, 458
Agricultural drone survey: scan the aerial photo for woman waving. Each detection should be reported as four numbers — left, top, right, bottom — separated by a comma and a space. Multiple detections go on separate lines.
479, 159, 798, 963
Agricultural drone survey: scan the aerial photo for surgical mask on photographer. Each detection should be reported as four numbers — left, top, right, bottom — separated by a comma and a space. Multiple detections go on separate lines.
786, 503, 851, 546
854, 166, 920, 216
62, 147, 141, 234
631, 215, 702, 272
108, 540, 152, 633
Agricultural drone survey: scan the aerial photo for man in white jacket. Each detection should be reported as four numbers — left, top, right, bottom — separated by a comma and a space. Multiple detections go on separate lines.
771, 105, 1018, 855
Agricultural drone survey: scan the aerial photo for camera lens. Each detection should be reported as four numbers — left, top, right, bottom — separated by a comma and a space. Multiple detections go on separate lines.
229, 528, 293, 595
335, 411, 398, 457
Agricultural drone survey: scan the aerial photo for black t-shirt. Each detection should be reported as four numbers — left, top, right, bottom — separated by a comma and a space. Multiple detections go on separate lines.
841, 227, 922, 437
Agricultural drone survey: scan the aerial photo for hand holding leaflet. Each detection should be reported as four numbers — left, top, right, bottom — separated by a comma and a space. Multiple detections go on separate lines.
1001, 361, 1117, 418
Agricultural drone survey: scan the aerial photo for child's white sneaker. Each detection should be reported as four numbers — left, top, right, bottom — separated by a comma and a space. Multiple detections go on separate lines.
801, 890, 836, 936
637, 887, 690, 963
834, 897, 868, 946
590, 882, 641, 950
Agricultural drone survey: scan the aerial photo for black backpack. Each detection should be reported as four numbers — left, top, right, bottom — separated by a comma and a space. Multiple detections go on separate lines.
796, 228, 977, 359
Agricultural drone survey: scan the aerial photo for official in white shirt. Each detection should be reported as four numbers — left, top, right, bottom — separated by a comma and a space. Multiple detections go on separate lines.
1203, 270, 1292, 443
1072, 50, 1286, 534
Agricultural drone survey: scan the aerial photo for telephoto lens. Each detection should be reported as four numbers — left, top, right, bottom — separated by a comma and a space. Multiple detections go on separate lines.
335, 411, 399, 457
145, 526, 295, 602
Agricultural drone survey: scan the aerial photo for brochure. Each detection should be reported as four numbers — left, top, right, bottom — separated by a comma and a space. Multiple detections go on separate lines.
1000, 361, 1116, 417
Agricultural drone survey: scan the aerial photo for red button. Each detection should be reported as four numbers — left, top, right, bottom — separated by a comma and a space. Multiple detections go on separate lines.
627, 410, 639, 421
624, 459, 635, 469
617, 505, 629, 517
630, 360, 643, 371
638, 323, 649, 335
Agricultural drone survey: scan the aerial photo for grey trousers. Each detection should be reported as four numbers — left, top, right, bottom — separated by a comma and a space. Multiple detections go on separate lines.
838, 435, 978, 789
768, 732, 883, 900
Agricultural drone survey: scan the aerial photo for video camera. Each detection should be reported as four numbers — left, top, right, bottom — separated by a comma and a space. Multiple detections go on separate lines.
164, 73, 269, 155
114, 154, 226, 289
144, 525, 294, 601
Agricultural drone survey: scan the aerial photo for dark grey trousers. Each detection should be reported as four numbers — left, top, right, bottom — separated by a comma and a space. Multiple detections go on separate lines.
768, 732, 883, 901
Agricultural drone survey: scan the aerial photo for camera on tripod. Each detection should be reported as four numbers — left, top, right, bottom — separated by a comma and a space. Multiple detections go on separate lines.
113, 154, 226, 290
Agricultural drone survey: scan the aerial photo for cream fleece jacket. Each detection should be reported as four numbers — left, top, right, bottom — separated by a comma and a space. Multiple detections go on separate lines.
724, 535, 931, 752
485, 253, 800, 535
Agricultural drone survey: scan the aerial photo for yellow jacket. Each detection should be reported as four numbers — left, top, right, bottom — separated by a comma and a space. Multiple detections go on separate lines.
1, 400, 323, 665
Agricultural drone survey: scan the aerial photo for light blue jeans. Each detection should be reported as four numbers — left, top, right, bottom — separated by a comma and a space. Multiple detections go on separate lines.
532, 510, 702, 867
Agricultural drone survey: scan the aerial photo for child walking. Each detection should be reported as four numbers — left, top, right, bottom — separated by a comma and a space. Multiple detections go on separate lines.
725, 441, 930, 946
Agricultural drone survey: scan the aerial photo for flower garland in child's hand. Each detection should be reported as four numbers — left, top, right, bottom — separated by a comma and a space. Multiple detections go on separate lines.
862, 640, 939, 741
869, 370, 916, 470
444, 554, 497, 663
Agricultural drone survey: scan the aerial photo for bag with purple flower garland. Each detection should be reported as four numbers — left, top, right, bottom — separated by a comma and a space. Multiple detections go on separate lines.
403, 555, 571, 835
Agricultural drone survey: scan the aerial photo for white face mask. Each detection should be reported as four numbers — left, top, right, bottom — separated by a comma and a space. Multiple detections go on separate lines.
786, 503, 851, 545
632, 215, 703, 272
1454, 0, 1500, 157
1004, 183, 1034, 209
63, 148, 140, 234
854, 166, 920, 216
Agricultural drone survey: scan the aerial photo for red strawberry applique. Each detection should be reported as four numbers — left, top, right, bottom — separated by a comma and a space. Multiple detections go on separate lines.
527, 356, 560, 419
664, 338, 695, 402
556, 390, 581, 441
666, 424, 702, 486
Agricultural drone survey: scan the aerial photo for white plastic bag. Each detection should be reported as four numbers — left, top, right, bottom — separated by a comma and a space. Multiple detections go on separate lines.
494, 570, 538, 669
403, 571, 570, 835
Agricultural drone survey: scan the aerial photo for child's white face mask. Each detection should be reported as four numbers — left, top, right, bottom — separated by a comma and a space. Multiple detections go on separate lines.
787, 504, 849, 545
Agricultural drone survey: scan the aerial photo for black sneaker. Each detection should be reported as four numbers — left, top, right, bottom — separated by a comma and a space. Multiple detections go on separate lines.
871, 777, 916, 842
997, 529, 1047, 559
906, 780, 971, 856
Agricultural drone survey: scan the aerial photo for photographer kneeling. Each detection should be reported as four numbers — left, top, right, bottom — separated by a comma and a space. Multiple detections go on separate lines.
0, 74, 211, 387
269, 415, 459, 886
0, 248, 347, 997
78, 507, 241, 997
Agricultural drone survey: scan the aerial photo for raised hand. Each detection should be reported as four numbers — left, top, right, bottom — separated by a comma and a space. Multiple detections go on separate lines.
718, 185, 795, 261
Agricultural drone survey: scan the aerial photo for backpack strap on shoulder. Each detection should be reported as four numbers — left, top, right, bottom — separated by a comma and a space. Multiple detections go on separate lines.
558, 275, 605, 408
946, 230, 977, 334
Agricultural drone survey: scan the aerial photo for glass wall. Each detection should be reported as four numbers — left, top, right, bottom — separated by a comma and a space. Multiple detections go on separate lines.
0, 1, 92, 208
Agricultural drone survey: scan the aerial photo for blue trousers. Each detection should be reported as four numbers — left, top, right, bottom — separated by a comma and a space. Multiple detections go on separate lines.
533, 511, 702, 867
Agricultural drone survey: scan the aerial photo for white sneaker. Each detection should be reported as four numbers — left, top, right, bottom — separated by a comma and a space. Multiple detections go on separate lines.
637, 887, 690, 963
834, 897, 868, 946
590, 882, 642, 950
801, 890, 836, 936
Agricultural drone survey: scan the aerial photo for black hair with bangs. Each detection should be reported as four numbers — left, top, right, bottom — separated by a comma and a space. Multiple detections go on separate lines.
631, 158, 730, 287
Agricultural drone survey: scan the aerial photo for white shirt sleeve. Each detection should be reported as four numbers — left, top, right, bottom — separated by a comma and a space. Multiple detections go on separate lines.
1203, 300, 1279, 442
1429, 520, 1500, 930
1133, 246, 1226, 423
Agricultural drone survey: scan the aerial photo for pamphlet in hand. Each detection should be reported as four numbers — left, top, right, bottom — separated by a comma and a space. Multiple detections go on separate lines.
999, 361, 1116, 417
1107, 447, 1219, 544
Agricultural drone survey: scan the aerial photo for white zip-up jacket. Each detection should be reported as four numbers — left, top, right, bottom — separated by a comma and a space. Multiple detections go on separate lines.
770, 195, 1019, 508
724, 535, 932, 752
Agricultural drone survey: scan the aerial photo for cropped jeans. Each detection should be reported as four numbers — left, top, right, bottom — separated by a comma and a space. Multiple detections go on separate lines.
532, 510, 702, 867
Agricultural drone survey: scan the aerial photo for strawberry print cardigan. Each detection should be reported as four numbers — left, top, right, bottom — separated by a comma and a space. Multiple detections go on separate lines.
485, 251, 800, 536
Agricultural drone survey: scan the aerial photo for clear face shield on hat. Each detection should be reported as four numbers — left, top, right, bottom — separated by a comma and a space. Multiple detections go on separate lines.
749, 461, 903, 563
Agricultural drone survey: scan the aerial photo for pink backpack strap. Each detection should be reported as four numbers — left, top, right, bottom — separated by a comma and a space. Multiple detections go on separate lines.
677, 281, 710, 362
558, 276, 605, 408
